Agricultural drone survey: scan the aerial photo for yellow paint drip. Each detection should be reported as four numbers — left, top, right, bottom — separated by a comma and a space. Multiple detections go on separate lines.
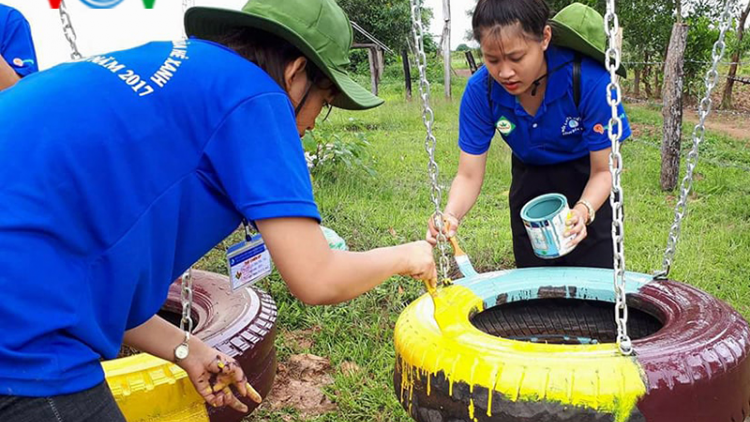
394, 285, 647, 422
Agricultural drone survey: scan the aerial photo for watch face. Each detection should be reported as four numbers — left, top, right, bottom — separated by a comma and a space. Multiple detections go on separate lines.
175, 344, 189, 360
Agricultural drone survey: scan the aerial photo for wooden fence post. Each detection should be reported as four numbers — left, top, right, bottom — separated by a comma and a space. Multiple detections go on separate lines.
402, 49, 412, 100
660, 23, 689, 191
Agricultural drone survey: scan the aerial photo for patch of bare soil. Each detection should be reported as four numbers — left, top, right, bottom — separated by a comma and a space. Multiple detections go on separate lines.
261, 354, 337, 420
281, 327, 320, 353
682, 109, 750, 141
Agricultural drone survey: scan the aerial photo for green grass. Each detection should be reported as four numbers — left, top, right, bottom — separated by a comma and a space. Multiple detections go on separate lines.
195, 77, 750, 422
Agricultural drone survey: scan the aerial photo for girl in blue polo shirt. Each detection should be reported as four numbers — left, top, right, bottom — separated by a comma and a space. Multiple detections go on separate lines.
0, 3, 38, 90
0, 0, 435, 420
428, 0, 630, 269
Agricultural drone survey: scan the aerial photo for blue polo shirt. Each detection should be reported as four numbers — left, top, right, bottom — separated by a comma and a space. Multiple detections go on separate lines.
0, 4, 38, 78
459, 45, 630, 165
0, 39, 319, 397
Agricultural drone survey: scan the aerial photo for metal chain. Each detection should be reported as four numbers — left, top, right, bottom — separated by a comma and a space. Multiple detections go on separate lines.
604, 0, 632, 356
179, 268, 195, 333
409, 0, 451, 286
182, 0, 194, 13
182, 0, 195, 39
58, 0, 83, 61
655, 0, 736, 280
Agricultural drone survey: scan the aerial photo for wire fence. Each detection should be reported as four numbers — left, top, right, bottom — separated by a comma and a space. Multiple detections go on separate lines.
624, 95, 750, 117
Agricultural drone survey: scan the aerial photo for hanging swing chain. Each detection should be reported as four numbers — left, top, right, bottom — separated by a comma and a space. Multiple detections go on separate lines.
182, 0, 194, 17
603, 0, 632, 356
655, 0, 736, 280
58, 0, 83, 61
409, 0, 451, 285
179, 267, 195, 333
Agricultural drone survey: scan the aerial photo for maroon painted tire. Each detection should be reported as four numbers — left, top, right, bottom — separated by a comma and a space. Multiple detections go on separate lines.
162, 270, 277, 421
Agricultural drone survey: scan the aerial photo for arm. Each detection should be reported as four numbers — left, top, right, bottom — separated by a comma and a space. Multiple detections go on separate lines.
256, 218, 436, 305
123, 315, 259, 412
0, 55, 21, 90
566, 148, 612, 244
445, 151, 489, 221
427, 150, 488, 241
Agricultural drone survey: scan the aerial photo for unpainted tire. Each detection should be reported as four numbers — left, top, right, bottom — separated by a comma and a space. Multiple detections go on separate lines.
104, 270, 277, 422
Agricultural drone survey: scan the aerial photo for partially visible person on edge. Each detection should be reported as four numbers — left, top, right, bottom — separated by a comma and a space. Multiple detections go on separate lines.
0, 3, 38, 90
0, 0, 436, 420
427, 0, 631, 269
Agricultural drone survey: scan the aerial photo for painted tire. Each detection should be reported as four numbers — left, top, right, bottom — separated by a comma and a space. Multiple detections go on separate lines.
103, 270, 277, 422
394, 267, 750, 422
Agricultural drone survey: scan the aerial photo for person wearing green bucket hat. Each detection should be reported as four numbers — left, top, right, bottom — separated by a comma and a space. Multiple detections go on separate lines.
0, 0, 437, 420
427, 0, 632, 269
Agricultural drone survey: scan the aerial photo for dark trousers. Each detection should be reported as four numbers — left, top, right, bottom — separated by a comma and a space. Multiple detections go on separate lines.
509, 154, 614, 269
0, 382, 126, 422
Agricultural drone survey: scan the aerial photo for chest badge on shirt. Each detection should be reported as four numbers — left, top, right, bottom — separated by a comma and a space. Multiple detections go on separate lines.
496, 116, 516, 135
12, 58, 34, 68
561, 116, 584, 136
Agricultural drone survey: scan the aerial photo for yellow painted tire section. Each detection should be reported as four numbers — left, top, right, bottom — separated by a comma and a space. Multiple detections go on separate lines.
104, 354, 208, 422
394, 268, 655, 422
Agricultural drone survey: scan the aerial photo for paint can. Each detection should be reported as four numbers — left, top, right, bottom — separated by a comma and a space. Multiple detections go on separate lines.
520, 193, 576, 259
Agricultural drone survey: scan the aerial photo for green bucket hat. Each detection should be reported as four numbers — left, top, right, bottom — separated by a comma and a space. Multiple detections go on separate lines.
549, 2, 627, 78
185, 0, 384, 110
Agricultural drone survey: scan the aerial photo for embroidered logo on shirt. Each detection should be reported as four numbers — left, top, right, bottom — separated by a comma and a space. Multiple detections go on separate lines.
496, 116, 515, 135
12, 58, 35, 68
561, 117, 583, 136
594, 124, 605, 134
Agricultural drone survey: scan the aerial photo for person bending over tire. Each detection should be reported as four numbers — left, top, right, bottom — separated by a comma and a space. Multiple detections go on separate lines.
0, 0, 436, 420
427, 0, 631, 269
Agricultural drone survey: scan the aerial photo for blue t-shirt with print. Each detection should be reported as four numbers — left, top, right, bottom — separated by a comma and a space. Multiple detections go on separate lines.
0, 4, 38, 78
459, 45, 631, 165
0, 39, 319, 397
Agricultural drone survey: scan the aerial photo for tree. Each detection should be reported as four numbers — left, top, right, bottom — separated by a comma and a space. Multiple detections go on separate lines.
721, 0, 750, 109
337, 0, 431, 55
456, 43, 471, 51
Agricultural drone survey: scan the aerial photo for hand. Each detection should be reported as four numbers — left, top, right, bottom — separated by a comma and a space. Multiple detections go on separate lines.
565, 205, 589, 246
399, 240, 437, 289
426, 212, 460, 246
178, 338, 262, 413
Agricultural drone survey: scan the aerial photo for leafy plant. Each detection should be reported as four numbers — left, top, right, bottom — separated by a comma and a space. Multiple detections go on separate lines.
302, 121, 377, 178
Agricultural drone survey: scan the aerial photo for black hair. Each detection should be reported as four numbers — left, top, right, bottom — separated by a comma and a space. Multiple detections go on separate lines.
472, 0, 550, 44
213, 27, 333, 91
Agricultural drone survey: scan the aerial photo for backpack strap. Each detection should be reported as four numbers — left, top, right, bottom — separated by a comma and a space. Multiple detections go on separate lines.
487, 71, 494, 113
573, 52, 582, 108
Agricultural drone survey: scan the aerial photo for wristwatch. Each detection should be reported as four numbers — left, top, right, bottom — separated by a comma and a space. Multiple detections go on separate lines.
575, 199, 595, 225
174, 331, 191, 362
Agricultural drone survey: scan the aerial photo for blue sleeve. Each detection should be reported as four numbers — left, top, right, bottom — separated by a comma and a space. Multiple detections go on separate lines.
202, 93, 321, 224
579, 72, 631, 152
1, 10, 38, 77
458, 76, 496, 155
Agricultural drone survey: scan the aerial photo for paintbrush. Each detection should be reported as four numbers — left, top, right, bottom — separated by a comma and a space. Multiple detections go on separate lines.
441, 218, 478, 278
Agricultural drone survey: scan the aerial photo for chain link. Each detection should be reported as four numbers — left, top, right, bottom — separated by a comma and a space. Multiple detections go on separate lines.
655, 0, 736, 280
58, 0, 83, 61
604, 0, 632, 356
182, 0, 194, 14
179, 267, 195, 333
409, 0, 451, 286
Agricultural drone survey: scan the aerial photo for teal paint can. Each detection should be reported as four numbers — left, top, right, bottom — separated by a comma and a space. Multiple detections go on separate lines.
520, 193, 576, 259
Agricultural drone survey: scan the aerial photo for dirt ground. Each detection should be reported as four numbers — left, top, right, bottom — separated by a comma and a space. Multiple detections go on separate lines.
682, 109, 750, 141
258, 353, 338, 420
